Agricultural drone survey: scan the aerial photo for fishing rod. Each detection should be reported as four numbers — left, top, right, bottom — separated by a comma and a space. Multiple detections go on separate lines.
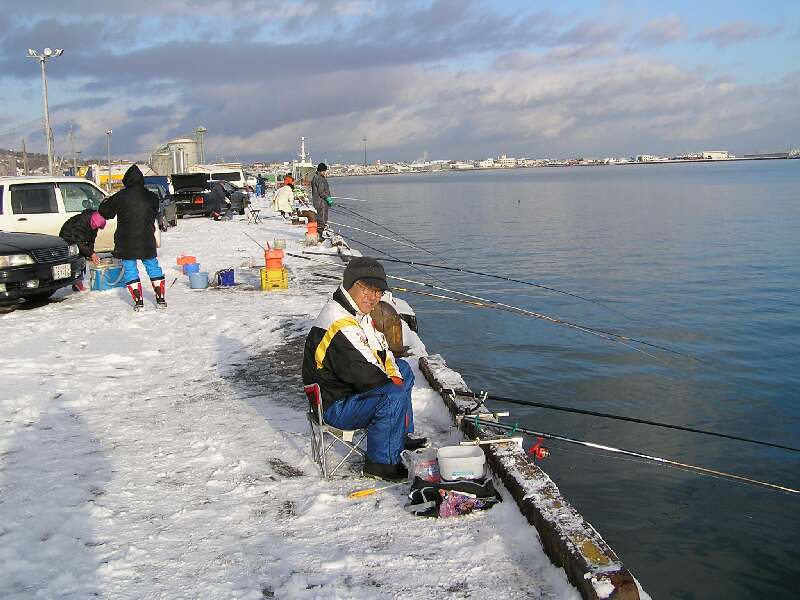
334, 204, 628, 317
374, 256, 626, 318
389, 274, 704, 364
333, 203, 438, 256
329, 228, 454, 288
329, 209, 629, 319
293, 246, 693, 363
327, 221, 422, 251
330, 195, 369, 203
445, 389, 800, 453
468, 417, 800, 495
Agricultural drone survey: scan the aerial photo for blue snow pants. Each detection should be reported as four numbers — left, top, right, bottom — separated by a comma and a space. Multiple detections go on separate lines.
123, 257, 164, 285
323, 358, 415, 465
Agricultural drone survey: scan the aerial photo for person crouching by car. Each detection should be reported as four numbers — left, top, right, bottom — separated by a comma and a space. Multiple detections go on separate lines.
59, 209, 106, 291
206, 180, 231, 221
98, 164, 166, 310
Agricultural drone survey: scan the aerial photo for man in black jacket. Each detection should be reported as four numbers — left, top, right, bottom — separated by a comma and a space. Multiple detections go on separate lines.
310, 162, 332, 240
99, 164, 166, 310
302, 257, 426, 481
59, 209, 106, 291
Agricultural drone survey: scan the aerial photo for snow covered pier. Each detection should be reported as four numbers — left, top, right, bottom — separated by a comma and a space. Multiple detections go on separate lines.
420, 355, 641, 600
1, 197, 646, 599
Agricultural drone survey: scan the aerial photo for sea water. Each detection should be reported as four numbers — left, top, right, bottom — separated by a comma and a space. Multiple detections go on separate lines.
333, 160, 800, 600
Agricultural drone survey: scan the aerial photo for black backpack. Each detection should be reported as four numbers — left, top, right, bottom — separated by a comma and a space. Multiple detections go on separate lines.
404, 476, 502, 518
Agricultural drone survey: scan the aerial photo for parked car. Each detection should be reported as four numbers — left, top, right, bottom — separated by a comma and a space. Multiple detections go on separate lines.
209, 179, 250, 215
171, 173, 210, 218
0, 176, 117, 251
0, 231, 85, 304
144, 183, 178, 231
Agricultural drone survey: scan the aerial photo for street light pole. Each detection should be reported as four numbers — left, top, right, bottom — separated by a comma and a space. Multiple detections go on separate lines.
27, 48, 63, 175
106, 129, 113, 193
363, 137, 367, 168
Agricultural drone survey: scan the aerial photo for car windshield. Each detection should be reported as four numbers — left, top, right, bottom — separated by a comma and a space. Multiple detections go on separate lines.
59, 182, 106, 211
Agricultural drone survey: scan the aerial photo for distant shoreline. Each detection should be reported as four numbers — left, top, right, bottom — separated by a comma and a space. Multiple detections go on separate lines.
330, 155, 797, 177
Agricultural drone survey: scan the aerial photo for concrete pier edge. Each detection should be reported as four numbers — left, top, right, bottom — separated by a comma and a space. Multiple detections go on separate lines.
419, 353, 640, 600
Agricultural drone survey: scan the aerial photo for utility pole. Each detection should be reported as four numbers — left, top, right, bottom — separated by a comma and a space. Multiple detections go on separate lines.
363, 137, 367, 167
27, 48, 63, 175
106, 129, 113, 192
22, 139, 28, 175
69, 124, 76, 174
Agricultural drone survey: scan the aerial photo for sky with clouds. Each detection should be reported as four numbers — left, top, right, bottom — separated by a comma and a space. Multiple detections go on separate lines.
1, 0, 798, 164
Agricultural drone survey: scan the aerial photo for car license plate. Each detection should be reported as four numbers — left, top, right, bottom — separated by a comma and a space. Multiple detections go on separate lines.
52, 263, 71, 280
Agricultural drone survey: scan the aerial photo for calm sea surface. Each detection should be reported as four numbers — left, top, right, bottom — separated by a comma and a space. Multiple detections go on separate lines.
331, 161, 800, 600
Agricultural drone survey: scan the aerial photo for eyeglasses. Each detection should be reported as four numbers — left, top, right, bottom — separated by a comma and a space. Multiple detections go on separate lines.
355, 280, 384, 297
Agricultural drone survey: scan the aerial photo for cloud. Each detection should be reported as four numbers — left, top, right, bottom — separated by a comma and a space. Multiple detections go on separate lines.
1, 2, 797, 162
633, 16, 685, 46
694, 20, 782, 48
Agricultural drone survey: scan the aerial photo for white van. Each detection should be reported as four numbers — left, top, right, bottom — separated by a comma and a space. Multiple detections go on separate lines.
0, 176, 159, 253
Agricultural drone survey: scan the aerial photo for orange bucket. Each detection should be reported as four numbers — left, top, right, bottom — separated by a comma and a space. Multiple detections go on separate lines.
177, 255, 196, 266
306, 221, 318, 235
265, 248, 284, 271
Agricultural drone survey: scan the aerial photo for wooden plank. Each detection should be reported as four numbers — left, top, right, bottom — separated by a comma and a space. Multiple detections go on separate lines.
419, 354, 640, 600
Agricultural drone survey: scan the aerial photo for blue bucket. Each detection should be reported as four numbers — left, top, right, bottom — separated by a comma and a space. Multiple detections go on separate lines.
189, 272, 209, 289
184, 262, 200, 275
218, 269, 235, 287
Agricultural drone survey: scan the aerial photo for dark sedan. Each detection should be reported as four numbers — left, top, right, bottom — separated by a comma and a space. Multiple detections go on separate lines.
0, 231, 85, 305
144, 184, 178, 231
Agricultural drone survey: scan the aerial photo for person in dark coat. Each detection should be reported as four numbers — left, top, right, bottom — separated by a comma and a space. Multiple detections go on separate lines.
98, 164, 166, 310
205, 181, 231, 221
310, 162, 332, 240
59, 209, 106, 291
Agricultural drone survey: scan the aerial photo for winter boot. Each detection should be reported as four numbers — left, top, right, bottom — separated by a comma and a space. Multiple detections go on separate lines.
152, 278, 167, 308
363, 458, 409, 483
127, 281, 144, 311
72, 280, 86, 292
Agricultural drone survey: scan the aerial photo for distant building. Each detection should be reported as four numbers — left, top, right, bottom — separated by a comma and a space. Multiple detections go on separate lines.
496, 154, 517, 167
702, 150, 731, 160
150, 138, 200, 175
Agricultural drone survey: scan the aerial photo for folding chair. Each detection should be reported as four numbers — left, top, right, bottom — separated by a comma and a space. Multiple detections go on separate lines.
305, 383, 367, 479
245, 207, 262, 224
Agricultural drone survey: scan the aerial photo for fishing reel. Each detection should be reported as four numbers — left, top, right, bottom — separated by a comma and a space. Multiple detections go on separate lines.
528, 436, 550, 461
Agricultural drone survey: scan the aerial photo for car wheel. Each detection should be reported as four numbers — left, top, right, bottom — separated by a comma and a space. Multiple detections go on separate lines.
177, 214, 184, 219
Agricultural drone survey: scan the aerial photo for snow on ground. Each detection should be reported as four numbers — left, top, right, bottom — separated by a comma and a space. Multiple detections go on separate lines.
1, 197, 580, 599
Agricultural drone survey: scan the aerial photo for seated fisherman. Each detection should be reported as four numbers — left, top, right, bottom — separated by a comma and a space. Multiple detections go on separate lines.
302, 257, 426, 481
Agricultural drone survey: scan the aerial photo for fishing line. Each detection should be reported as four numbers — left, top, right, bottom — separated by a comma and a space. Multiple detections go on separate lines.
445, 389, 800, 452
470, 417, 799, 495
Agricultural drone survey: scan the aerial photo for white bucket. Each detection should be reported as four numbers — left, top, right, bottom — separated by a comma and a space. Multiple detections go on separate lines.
437, 445, 485, 480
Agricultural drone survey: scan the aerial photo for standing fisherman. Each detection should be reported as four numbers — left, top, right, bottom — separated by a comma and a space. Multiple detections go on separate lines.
311, 162, 333, 241
98, 164, 166, 310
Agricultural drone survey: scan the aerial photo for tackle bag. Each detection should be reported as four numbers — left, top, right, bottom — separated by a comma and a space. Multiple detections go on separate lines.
404, 476, 501, 518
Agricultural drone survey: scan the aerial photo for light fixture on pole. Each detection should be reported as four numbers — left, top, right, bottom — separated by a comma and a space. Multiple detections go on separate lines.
27, 47, 63, 175
106, 129, 113, 193
196, 126, 207, 164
